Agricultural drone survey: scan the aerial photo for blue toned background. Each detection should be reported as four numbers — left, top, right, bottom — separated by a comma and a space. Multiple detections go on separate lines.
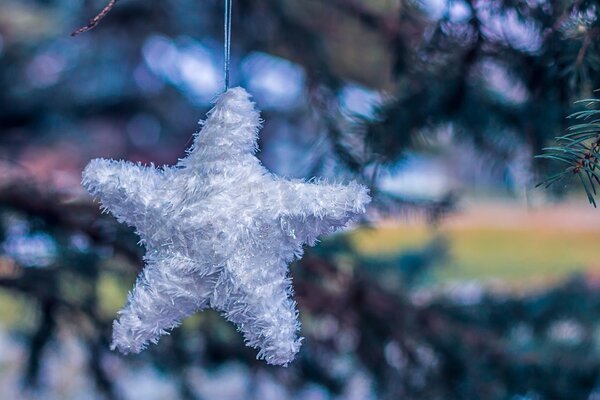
1, 0, 600, 399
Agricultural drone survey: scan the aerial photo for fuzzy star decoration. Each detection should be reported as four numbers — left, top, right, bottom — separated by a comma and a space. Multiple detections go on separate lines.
82, 87, 370, 366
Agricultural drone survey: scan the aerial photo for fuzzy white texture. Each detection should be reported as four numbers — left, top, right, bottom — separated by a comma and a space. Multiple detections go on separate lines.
81, 87, 370, 366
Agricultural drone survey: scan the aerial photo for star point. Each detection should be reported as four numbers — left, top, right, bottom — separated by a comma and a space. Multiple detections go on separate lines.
82, 87, 370, 365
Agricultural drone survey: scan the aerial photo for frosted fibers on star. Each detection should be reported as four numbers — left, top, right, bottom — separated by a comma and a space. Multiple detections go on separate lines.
82, 87, 370, 366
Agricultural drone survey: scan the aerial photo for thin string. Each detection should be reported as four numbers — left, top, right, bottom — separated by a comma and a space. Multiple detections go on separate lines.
224, 0, 233, 91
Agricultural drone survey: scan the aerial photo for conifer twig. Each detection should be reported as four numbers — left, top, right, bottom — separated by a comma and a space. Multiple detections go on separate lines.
71, 0, 119, 36
537, 95, 600, 207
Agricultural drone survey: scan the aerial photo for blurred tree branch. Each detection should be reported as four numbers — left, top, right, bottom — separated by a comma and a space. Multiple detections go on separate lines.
0, 172, 598, 397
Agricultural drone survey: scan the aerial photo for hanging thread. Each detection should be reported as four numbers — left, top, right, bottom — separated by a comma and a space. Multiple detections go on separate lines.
224, 0, 233, 91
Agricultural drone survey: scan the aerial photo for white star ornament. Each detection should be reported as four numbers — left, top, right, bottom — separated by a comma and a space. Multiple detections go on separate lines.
82, 87, 370, 366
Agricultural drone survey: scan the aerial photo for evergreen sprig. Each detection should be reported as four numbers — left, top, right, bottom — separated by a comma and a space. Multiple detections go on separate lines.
537, 97, 600, 207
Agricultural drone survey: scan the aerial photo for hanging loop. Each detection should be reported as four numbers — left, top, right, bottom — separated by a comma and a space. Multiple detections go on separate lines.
224, 0, 233, 91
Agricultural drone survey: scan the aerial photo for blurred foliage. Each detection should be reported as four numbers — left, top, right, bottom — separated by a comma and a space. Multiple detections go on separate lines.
1, 0, 600, 399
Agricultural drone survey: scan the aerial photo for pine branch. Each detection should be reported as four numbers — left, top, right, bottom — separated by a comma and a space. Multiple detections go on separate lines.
537, 96, 600, 207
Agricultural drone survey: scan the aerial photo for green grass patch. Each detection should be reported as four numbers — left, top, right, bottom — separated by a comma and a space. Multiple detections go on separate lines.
350, 226, 600, 284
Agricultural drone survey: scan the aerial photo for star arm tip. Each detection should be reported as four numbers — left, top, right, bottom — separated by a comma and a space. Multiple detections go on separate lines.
277, 179, 371, 227
111, 254, 216, 354
213, 257, 302, 366
82, 158, 161, 226
182, 87, 262, 163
